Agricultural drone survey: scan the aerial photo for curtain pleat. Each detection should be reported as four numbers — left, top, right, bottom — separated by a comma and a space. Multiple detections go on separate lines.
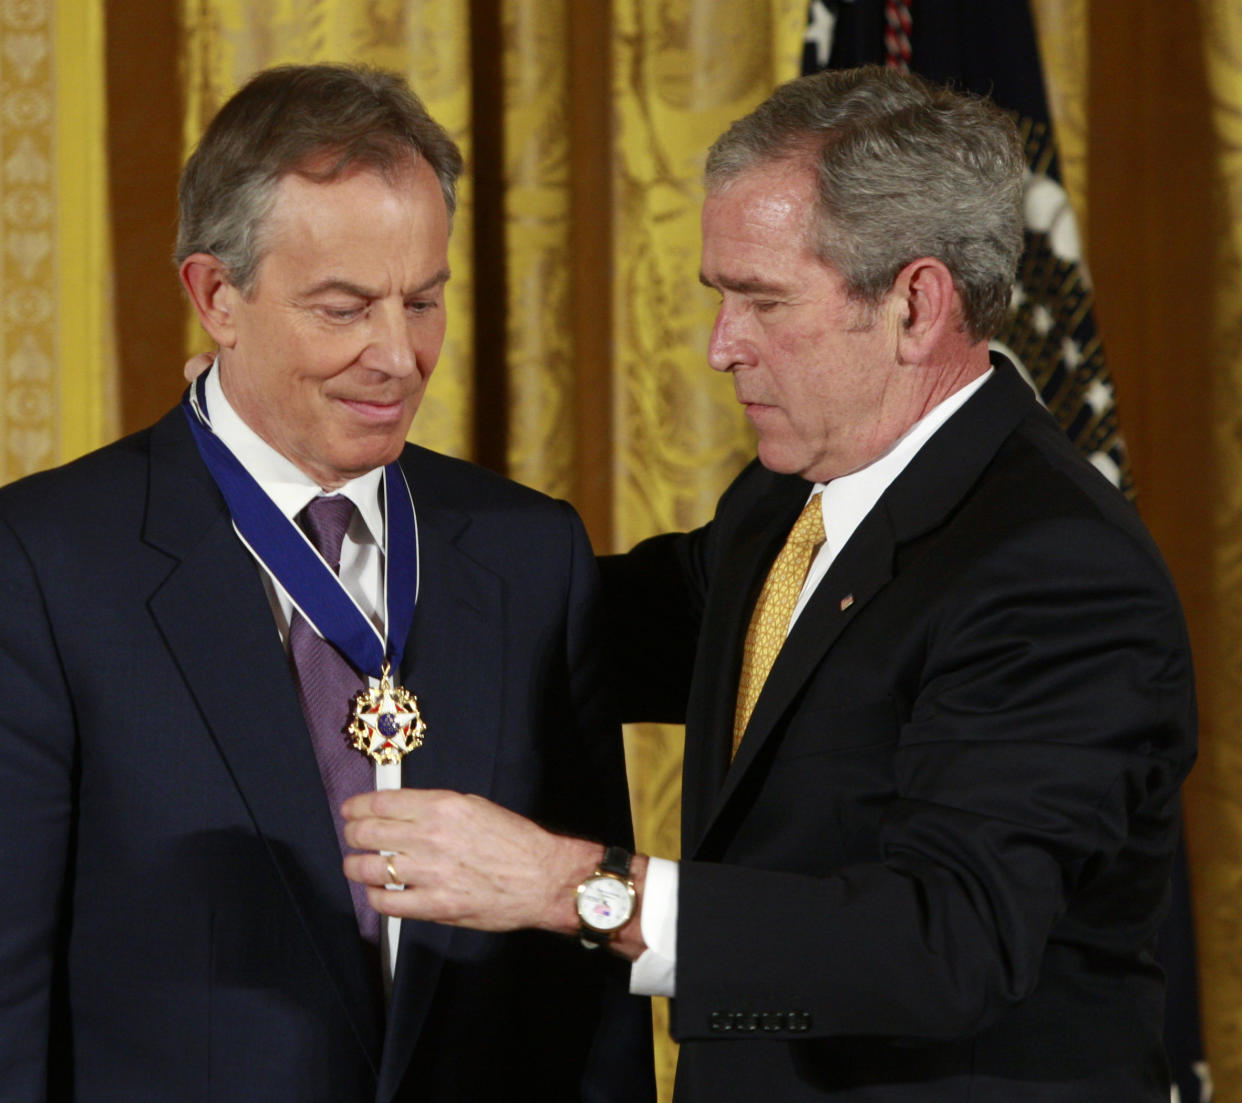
1030, 0, 1088, 233
1199, 1, 1242, 1094
1, 0, 116, 481
501, 0, 576, 497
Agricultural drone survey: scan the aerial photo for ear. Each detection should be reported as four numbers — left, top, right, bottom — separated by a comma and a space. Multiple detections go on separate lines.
179, 253, 241, 348
889, 257, 958, 364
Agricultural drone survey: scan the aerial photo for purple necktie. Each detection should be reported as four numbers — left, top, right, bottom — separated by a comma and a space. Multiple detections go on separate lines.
289, 495, 379, 946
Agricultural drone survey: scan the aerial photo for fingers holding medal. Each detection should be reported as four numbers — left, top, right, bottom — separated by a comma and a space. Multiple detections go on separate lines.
343, 788, 571, 932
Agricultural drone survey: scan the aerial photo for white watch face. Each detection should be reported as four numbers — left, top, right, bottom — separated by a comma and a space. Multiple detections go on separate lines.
577, 874, 633, 933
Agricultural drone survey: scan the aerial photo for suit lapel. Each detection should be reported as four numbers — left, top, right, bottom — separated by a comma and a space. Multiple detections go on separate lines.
690, 362, 1040, 854
681, 475, 806, 852
703, 505, 898, 838
393, 487, 503, 804
142, 409, 384, 1074
379, 453, 505, 1101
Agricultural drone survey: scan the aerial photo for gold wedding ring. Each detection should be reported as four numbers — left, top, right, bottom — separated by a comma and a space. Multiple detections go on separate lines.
385, 857, 401, 886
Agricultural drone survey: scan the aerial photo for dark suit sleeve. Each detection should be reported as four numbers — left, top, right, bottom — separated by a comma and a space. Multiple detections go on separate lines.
672, 511, 1193, 1042
598, 458, 769, 724
0, 517, 77, 1099
559, 502, 639, 849
598, 527, 711, 725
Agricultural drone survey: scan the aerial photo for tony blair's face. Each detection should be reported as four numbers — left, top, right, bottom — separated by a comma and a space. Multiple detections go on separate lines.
217, 158, 450, 490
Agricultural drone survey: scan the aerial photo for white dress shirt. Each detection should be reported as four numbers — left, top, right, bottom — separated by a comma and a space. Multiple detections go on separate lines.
630, 370, 992, 998
204, 364, 404, 988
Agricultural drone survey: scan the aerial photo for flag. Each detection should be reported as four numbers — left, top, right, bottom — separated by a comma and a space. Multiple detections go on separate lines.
802, 0, 1133, 497
802, 3, 1209, 1099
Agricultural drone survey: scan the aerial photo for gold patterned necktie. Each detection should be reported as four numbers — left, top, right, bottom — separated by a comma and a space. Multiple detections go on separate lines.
732, 494, 826, 757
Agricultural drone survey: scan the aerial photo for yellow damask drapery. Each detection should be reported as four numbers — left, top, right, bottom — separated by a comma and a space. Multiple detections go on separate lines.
1199, 0, 1242, 1091
7, 1, 1242, 1099
0, 0, 115, 482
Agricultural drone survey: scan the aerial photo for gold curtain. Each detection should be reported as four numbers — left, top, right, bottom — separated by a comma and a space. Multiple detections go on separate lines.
0, 0, 116, 482
501, 0, 574, 496
1030, 0, 1087, 232
1198, 0, 1242, 1093
12, 1, 1242, 1100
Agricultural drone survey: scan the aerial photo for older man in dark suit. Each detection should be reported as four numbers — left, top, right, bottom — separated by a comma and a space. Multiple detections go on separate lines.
0, 63, 652, 1102
345, 66, 1195, 1102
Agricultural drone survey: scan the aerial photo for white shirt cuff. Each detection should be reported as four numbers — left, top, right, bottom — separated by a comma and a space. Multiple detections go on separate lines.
628, 856, 678, 997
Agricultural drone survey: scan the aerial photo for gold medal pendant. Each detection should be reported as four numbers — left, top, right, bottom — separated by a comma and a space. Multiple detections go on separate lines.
347, 662, 426, 766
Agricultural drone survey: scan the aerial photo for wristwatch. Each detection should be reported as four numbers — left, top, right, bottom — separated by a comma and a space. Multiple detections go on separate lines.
575, 846, 636, 949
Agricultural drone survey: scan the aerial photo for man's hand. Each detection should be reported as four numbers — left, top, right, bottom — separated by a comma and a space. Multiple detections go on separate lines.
342, 788, 649, 958
184, 352, 214, 382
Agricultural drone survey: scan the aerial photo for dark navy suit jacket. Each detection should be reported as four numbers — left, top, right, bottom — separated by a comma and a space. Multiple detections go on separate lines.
601, 362, 1195, 1101
0, 404, 653, 1102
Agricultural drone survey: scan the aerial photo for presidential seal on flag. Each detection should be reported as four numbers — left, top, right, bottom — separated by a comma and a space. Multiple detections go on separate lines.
347, 664, 426, 766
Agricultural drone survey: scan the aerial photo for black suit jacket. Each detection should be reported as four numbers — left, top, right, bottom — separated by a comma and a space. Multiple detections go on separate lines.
601, 363, 1195, 1101
0, 405, 653, 1102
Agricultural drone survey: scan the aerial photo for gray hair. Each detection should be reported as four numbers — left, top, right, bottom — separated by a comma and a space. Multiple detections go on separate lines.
176, 63, 463, 295
705, 65, 1025, 340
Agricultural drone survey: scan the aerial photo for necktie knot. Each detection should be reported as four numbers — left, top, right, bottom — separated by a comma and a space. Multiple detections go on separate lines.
788, 495, 826, 551
301, 495, 355, 574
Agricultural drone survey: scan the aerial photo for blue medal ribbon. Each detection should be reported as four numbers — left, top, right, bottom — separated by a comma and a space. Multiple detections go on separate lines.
181, 371, 419, 678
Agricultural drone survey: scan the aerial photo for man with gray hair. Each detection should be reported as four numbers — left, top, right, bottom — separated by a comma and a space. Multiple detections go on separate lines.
345, 66, 1195, 1101
0, 63, 652, 1101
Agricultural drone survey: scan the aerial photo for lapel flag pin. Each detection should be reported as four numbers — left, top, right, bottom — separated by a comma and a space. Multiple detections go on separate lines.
840, 594, 855, 612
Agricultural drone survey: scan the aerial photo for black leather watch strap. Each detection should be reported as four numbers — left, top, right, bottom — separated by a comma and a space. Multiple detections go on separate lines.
599, 845, 632, 878
579, 924, 610, 949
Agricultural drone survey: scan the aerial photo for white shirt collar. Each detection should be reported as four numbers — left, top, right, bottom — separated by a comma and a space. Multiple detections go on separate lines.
812, 369, 992, 556
203, 360, 386, 544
